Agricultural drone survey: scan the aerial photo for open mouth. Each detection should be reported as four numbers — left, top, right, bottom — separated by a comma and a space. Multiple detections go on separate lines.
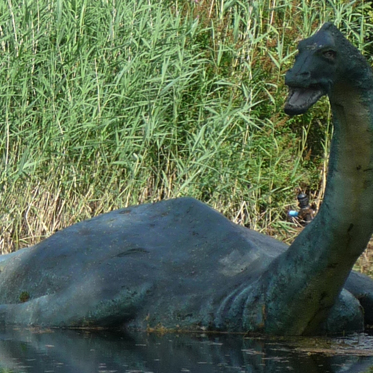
284, 86, 326, 116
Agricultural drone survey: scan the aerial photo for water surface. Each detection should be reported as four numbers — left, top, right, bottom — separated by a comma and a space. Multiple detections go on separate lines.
0, 328, 373, 372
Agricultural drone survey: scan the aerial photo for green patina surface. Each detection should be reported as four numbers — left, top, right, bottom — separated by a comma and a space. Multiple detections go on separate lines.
0, 24, 371, 335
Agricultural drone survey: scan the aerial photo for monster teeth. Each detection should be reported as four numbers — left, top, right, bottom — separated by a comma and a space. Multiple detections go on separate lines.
284, 86, 326, 116
287, 87, 324, 108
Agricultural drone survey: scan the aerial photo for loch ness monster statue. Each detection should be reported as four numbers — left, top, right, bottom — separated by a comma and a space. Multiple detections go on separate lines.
0, 23, 373, 335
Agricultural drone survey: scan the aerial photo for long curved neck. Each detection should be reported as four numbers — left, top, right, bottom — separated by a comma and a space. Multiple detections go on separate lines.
262, 77, 373, 335
326, 83, 373, 244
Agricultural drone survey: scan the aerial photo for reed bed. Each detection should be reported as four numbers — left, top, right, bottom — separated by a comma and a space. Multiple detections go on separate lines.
0, 0, 372, 265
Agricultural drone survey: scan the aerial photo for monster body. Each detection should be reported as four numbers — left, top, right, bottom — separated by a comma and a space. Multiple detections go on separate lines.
0, 23, 372, 335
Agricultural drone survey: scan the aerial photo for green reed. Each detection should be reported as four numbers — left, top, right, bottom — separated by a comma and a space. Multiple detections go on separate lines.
0, 0, 372, 253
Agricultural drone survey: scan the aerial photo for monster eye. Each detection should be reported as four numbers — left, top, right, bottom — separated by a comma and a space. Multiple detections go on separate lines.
322, 50, 336, 61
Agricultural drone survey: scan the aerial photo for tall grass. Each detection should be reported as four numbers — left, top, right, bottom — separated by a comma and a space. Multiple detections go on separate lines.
0, 0, 372, 253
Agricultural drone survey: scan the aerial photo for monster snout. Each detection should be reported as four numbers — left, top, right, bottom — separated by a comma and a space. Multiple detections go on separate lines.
285, 69, 312, 88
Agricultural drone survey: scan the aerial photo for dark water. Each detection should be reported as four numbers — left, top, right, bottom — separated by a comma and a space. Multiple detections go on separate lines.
0, 328, 373, 373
